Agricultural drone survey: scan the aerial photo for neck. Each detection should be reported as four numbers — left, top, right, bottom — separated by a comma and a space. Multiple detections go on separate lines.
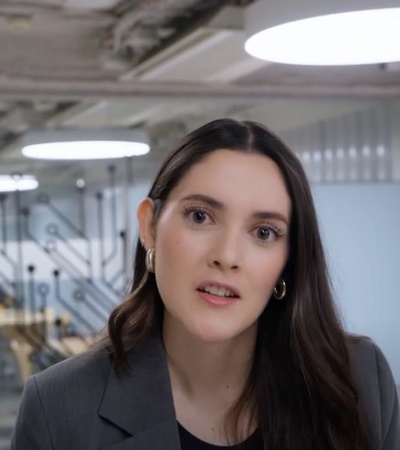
162, 314, 257, 399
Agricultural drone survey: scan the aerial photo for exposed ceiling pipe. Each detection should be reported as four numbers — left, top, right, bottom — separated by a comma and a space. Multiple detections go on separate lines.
108, 0, 227, 60
114, 0, 214, 41
112, 0, 181, 52
0, 3, 113, 23
0, 78, 399, 101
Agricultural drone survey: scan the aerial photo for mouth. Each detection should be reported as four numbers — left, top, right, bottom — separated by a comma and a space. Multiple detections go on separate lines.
197, 282, 240, 299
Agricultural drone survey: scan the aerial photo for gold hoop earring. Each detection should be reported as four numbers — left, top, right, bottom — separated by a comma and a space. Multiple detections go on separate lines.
273, 278, 286, 300
145, 248, 155, 273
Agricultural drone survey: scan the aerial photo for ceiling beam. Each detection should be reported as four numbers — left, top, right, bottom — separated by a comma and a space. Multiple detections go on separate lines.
0, 78, 400, 101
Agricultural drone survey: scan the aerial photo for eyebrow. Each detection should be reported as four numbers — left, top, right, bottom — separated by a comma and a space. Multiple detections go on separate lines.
180, 194, 289, 225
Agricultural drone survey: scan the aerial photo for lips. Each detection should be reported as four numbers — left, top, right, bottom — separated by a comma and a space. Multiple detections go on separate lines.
197, 281, 241, 299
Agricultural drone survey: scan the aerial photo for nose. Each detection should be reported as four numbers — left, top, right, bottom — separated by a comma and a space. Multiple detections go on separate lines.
208, 228, 242, 271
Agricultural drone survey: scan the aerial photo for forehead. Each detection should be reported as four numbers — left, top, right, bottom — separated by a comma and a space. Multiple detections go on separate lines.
168, 149, 291, 218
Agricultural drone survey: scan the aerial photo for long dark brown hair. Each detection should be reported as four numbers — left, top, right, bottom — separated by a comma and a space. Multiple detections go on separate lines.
107, 118, 369, 450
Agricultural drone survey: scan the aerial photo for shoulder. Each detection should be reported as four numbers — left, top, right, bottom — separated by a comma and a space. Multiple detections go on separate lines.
33, 348, 112, 395
23, 348, 113, 420
11, 349, 115, 449
349, 336, 390, 368
347, 336, 400, 449
348, 336, 396, 397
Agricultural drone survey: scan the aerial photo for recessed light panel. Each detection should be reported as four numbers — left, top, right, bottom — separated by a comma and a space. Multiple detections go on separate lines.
245, 4, 400, 65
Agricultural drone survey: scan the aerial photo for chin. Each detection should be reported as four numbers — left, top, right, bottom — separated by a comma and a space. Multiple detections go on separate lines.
188, 322, 243, 343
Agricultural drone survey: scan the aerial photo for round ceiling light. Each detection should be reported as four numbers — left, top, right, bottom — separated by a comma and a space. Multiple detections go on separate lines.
245, 1, 400, 66
22, 129, 150, 160
0, 174, 39, 192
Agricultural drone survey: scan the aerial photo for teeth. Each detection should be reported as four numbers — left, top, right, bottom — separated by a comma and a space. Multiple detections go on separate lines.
202, 284, 236, 298
217, 287, 226, 297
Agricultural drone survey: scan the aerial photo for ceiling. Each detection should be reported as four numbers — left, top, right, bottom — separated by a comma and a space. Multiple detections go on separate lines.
0, 0, 400, 188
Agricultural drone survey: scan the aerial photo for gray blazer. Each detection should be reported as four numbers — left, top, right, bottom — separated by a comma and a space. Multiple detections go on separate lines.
11, 334, 400, 450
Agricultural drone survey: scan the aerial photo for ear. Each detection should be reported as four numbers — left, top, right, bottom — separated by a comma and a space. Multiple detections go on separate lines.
137, 198, 156, 250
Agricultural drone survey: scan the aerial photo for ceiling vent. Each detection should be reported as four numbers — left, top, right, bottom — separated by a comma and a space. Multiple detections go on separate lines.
121, 6, 269, 83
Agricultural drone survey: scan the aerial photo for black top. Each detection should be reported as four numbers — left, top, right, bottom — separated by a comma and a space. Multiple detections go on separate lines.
178, 422, 264, 450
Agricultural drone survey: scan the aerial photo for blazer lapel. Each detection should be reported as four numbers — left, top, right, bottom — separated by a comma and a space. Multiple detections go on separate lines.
98, 333, 181, 449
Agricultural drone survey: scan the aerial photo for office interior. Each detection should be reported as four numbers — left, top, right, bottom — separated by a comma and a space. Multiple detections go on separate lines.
0, 1, 399, 448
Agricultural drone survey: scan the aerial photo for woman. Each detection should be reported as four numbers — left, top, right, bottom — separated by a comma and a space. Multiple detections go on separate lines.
11, 119, 399, 450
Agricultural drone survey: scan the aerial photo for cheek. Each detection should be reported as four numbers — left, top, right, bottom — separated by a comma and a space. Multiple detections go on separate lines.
154, 226, 180, 307
155, 212, 207, 266
154, 218, 196, 277
156, 222, 183, 261
250, 248, 288, 290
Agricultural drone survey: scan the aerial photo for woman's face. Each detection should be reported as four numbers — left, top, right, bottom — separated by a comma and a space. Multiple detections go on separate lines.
139, 149, 291, 343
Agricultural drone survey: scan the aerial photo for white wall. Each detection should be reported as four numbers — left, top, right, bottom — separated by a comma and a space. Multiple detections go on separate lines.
313, 183, 400, 383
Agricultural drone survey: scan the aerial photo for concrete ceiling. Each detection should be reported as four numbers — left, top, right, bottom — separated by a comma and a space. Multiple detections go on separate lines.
0, 0, 399, 188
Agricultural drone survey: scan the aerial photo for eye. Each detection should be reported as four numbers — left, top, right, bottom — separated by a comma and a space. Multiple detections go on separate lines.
183, 206, 212, 225
257, 227, 271, 240
191, 210, 208, 224
253, 225, 281, 243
